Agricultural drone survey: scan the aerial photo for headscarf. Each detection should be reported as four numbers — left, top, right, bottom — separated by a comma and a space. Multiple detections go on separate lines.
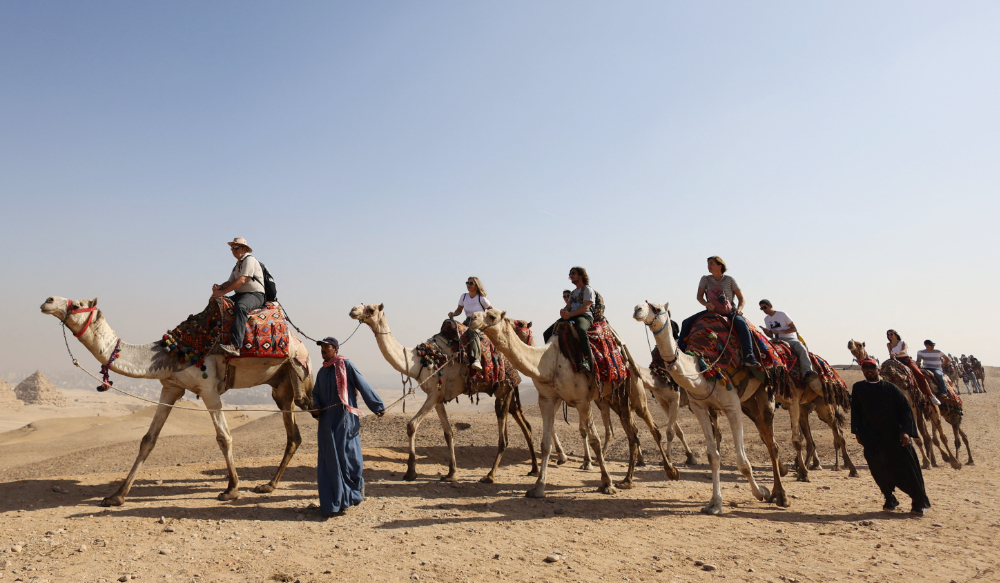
323, 354, 360, 417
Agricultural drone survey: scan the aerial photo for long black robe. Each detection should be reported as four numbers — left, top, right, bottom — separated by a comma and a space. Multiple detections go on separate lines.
851, 379, 931, 510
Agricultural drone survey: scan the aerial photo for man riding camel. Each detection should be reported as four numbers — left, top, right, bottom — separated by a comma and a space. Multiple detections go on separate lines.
543, 267, 596, 372
212, 237, 265, 357
759, 299, 818, 383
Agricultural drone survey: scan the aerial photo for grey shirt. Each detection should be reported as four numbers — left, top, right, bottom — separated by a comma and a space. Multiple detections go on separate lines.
569, 285, 595, 318
226, 254, 265, 294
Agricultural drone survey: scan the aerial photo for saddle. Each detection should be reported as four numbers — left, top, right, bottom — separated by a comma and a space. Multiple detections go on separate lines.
919, 369, 963, 407
163, 298, 290, 368
434, 320, 520, 397
769, 340, 850, 410
553, 319, 630, 397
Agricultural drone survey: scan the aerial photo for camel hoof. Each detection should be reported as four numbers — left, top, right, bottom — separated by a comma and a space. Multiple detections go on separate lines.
615, 480, 634, 490
218, 490, 240, 502
580, 462, 592, 471
479, 475, 495, 484
685, 454, 698, 466
665, 465, 680, 481
755, 485, 771, 502
525, 488, 546, 499
849, 469, 859, 478
778, 463, 789, 478
598, 484, 617, 495
949, 461, 962, 470
526, 469, 539, 477
771, 491, 790, 507
796, 473, 811, 483
965, 460, 975, 466
701, 503, 724, 516
636, 460, 647, 468
439, 474, 459, 483
402, 470, 417, 482
811, 462, 824, 471
922, 461, 931, 470
253, 484, 275, 494
101, 496, 124, 507
555, 457, 568, 466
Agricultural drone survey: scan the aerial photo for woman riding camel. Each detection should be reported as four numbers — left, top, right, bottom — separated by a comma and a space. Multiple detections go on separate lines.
448, 277, 492, 371
678, 256, 761, 367
887, 330, 940, 404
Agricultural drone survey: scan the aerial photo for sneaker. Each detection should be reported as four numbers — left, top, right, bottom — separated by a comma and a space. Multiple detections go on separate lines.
219, 343, 241, 357
803, 371, 819, 384
471, 360, 483, 371
909, 506, 927, 516
580, 358, 592, 373
932, 395, 942, 405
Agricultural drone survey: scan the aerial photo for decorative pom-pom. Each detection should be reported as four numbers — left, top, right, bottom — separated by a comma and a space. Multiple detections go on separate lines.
202, 373, 208, 379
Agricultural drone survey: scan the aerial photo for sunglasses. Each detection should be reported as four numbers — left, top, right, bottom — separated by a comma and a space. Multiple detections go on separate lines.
466, 282, 475, 285
759, 305, 768, 310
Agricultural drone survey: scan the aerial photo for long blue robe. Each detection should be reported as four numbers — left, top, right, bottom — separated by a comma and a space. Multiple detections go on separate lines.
314, 361, 384, 515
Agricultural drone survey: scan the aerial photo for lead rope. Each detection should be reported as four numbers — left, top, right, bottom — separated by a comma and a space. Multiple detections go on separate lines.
279, 303, 363, 347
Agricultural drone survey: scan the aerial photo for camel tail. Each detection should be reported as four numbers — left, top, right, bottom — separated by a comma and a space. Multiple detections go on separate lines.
834, 408, 847, 429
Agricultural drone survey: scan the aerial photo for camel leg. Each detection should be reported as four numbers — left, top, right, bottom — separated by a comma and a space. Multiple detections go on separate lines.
526, 394, 558, 498
201, 392, 240, 501
599, 401, 614, 455
403, 393, 441, 481
929, 409, 961, 469
102, 382, 185, 506
911, 406, 933, 469
815, 402, 857, 478
612, 404, 640, 490
435, 403, 458, 482
951, 416, 973, 466
674, 421, 698, 465
550, 427, 569, 466
508, 389, 542, 475
722, 403, 771, 506
481, 388, 515, 483
744, 392, 789, 507
691, 405, 724, 515
633, 398, 678, 480
801, 410, 823, 470
578, 425, 593, 470
578, 400, 616, 495
787, 393, 810, 482
254, 380, 303, 494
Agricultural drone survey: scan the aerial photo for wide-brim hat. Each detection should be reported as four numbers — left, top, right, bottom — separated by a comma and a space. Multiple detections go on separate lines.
227, 237, 253, 253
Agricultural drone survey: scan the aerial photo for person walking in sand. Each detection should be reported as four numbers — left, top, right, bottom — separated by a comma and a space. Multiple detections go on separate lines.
758, 299, 817, 383
851, 358, 931, 516
312, 337, 385, 518
212, 237, 265, 357
447, 277, 493, 371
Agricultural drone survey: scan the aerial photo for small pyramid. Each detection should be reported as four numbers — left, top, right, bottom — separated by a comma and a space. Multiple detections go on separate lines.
14, 371, 67, 406
0, 379, 23, 409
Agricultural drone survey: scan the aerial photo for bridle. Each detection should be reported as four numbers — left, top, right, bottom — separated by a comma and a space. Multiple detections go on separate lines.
646, 302, 680, 367
63, 301, 98, 338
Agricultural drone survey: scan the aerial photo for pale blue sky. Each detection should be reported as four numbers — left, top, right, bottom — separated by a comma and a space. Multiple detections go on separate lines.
2, 2, 997, 390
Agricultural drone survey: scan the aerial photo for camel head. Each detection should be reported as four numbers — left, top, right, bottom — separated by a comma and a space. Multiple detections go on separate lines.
846, 339, 868, 361
349, 303, 385, 326
467, 308, 506, 332
633, 301, 670, 327
41, 296, 100, 334
511, 320, 534, 345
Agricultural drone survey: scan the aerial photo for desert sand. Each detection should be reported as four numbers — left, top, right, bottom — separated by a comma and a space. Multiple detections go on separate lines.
0, 369, 997, 583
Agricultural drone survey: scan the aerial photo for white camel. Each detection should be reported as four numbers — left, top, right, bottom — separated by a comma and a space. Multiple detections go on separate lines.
468, 309, 679, 498
41, 296, 313, 506
349, 303, 573, 483
633, 302, 789, 514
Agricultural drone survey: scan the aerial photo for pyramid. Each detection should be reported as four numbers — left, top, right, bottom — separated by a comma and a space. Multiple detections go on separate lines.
14, 371, 67, 406
0, 379, 23, 409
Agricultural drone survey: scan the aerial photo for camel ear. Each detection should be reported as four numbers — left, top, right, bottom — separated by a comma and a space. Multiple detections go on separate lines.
862, 342, 866, 348
526, 321, 532, 328
664, 302, 669, 312
378, 303, 384, 311
500, 311, 507, 321
91, 297, 98, 307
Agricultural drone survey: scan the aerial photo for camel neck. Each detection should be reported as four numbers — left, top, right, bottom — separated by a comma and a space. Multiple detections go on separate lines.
74, 314, 175, 380
366, 316, 424, 378
484, 321, 549, 381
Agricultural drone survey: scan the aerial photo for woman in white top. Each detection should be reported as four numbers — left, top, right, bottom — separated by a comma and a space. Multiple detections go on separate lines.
886, 329, 936, 401
678, 256, 760, 366
448, 277, 492, 371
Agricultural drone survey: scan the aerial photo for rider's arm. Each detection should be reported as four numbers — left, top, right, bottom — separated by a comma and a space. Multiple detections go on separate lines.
216, 276, 250, 296
734, 288, 746, 314
566, 300, 593, 318
784, 320, 799, 334
696, 285, 710, 310
448, 303, 464, 319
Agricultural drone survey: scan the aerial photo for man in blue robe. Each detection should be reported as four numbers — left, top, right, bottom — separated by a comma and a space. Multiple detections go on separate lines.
312, 336, 385, 518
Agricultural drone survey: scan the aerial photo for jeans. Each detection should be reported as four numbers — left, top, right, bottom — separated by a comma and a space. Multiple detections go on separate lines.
783, 338, 814, 376
230, 292, 266, 347
923, 367, 947, 395
678, 310, 759, 366
544, 315, 594, 364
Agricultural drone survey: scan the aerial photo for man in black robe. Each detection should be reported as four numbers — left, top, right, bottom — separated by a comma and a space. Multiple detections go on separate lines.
851, 357, 931, 515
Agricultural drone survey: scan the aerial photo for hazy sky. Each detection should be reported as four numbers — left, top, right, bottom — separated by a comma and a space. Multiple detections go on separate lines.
2, 2, 997, 391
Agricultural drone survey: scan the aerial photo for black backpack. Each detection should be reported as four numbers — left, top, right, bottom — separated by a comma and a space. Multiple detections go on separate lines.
252, 259, 278, 302
591, 290, 606, 322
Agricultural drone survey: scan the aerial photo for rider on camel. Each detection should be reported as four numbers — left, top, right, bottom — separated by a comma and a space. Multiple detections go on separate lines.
678, 256, 761, 367
759, 299, 818, 383
543, 267, 596, 373
447, 277, 492, 371
212, 237, 265, 357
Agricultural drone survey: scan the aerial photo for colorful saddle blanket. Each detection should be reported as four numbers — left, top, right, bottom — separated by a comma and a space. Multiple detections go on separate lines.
919, 369, 963, 407
649, 346, 679, 389
769, 341, 850, 410
434, 320, 521, 397
880, 359, 933, 415
683, 313, 791, 398
553, 319, 631, 387
162, 298, 290, 367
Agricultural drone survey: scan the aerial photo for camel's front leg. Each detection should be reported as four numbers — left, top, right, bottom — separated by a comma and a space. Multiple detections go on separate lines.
526, 394, 558, 498
612, 403, 639, 490
815, 402, 857, 477
633, 397, 678, 480
254, 380, 302, 494
103, 382, 185, 507
674, 421, 698, 465
435, 403, 458, 482
744, 393, 790, 508
402, 392, 440, 481
579, 401, 616, 495
506, 388, 541, 474
599, 401, 613, 455
482, 389, 515, 483
929, 410, 962, 470
721, 402, 770, 507
911, 406, 933, 469
787, 393, 810, 482
801, 410, 822, 470
550, 426, 569, 466
691, 405, 723, 515
202, 393, 240, 501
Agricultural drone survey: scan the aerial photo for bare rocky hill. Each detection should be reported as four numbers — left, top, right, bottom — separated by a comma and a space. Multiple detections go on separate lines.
14, 371, 67, 406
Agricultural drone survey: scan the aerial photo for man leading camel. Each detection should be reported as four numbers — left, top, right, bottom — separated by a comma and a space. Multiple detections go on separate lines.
212, 237, 265, 357
852, 358, 931, 516
758, 299, 818, 384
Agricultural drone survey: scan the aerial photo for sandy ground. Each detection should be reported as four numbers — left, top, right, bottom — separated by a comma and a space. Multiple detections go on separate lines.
0, 369, 997, 583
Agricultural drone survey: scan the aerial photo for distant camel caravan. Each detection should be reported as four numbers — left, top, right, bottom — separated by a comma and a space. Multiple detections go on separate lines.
41, 296, 314, 507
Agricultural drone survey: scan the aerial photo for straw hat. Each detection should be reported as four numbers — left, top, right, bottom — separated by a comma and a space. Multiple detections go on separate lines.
227, 237, 252, 253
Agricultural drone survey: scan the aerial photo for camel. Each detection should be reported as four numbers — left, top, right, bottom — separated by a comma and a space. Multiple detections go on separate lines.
41, 296, 314, 506
467, 309, 679, 498
847, 341, 967, 467
349, 303, 562, 483
633, 302, 789, 514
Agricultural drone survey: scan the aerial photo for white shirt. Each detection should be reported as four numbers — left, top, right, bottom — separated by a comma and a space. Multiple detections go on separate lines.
459, 293, 492, 317
763, 311, 797, 340
227, 254, 265, 294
